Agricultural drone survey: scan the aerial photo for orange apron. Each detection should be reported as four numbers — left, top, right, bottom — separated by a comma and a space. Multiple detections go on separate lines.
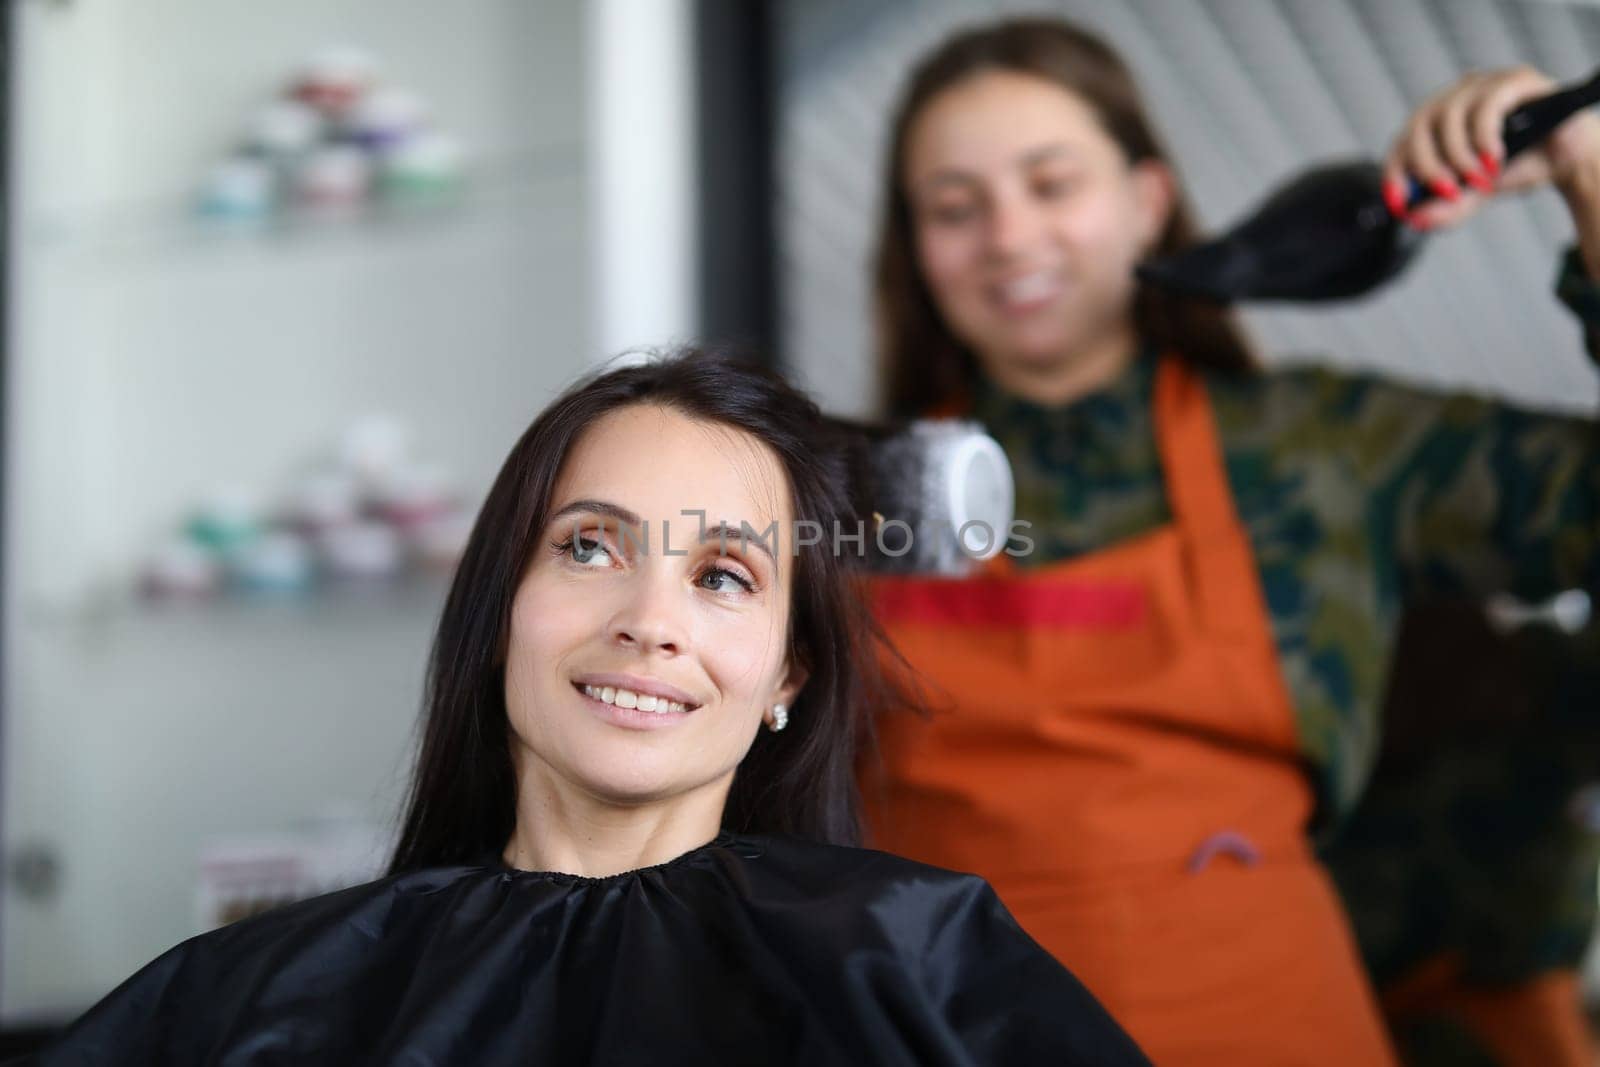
863, 358, 1396, 1065
1381, 956, 1595, 1067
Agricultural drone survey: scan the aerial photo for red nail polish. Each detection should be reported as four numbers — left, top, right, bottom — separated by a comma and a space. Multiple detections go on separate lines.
1405, 211, 1431, 232
1479, 149, 1501, 178
1429, 176, 1460, 202
1382, 177, 1407, 217
1464, 168, 1492, 193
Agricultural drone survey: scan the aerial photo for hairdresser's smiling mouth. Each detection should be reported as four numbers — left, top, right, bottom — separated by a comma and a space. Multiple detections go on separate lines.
988, 268, 1067, 315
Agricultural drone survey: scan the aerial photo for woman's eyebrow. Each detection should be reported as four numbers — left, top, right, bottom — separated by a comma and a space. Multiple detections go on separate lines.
548, 499, 641, 527
1020, 143, 1079, 166
703, 522, 776, 564
919, 169, 981, 190
916, 144, 1079, 191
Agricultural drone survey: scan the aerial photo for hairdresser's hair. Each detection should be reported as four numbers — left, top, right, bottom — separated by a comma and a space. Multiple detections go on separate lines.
876, 17, 1257, 418
389, 347, 888, 873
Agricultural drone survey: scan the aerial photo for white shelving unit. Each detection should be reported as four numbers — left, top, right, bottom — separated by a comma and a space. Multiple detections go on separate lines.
3, 0, 598, 1021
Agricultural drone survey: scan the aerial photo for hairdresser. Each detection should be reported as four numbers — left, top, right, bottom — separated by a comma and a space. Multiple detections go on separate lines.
859, 17, 1600, 1066
1324, 599, 1600, 1067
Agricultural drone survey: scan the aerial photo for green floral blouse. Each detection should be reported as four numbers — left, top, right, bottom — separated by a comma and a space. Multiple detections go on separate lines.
974, 248, 1600, 830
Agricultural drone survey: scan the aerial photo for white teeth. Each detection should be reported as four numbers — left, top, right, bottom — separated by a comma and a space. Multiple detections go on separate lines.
582, 684, 690, 713
999, 272, 1059, 304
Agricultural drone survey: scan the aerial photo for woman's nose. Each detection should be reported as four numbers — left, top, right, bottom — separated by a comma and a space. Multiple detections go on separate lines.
607, 569, 690, 655
986, 194, 1040, 258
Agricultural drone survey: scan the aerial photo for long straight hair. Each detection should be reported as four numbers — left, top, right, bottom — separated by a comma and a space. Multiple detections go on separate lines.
876, 17, 1257, 418
388, 348, 890, 873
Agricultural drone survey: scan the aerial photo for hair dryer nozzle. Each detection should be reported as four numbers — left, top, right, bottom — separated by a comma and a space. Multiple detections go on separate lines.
1138, 160, 1422, 304
1134, 241, 1257, 305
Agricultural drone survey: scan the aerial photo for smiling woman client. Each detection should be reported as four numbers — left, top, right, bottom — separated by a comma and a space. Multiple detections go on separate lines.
32, 349, 1146, 1066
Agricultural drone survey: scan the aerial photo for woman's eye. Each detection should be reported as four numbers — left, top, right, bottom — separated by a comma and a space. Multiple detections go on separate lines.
1033, 175, 1079, 199
570, 533, 613, 567
697, 566, 754, 594
919, 192, 981, 226
928, 203, 978, 226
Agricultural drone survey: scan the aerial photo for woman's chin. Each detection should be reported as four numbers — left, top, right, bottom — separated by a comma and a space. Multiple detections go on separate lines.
979, 337, 1076, 378
575, 767, 686, 807
565, 745, 722, 808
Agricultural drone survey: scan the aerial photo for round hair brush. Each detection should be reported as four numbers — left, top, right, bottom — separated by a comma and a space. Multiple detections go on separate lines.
833, 418, 1015, 576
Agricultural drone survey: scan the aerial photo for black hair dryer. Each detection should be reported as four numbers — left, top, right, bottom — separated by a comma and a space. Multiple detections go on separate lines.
1136, 67, 1600, 304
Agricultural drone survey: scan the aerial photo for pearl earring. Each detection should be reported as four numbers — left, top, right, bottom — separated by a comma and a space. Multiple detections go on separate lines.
768, 703, 789, 733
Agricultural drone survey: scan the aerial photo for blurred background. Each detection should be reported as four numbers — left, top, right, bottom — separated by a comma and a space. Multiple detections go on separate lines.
3, 0, 695, 1033
2, 0, 1599, 1052
778, 0, 1600, 416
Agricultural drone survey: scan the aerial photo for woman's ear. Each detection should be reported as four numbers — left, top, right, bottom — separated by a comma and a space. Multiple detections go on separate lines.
1129, 158, 1177, 256
772, 659, 810, 717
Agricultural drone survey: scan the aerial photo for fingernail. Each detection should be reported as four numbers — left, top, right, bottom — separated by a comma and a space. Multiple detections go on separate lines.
1429, 176, 1461, 202
1464, 168, 1492, 194
1479, 149, 1501, 177
1382, 177, 1407, 217
1405, 211, 1431, 232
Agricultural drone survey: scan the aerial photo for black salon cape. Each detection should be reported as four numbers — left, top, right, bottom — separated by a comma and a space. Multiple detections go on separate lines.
33, 834, 1145, 1066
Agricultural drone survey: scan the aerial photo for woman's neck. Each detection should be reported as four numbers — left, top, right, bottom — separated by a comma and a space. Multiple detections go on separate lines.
982, 326, 1139, 408
502, 755, 730, 877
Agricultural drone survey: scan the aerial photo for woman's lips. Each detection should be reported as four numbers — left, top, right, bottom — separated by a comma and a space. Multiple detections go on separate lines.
573, 682, 694, 731
571, 672, 700, 709
990, 270, 1064, 314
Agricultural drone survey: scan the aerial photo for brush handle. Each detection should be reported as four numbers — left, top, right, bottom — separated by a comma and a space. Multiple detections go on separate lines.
1404, 66, 1600, 207
1504, 69, 1600, 158
1484, 589, 1592, 635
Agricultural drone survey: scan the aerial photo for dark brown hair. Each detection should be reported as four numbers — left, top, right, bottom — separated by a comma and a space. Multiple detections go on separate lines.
876, 17, 1257, 418
389, 347, 890, 872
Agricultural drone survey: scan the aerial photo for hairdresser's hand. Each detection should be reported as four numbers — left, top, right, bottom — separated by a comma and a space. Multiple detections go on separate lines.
1382, 65, 1600, 231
